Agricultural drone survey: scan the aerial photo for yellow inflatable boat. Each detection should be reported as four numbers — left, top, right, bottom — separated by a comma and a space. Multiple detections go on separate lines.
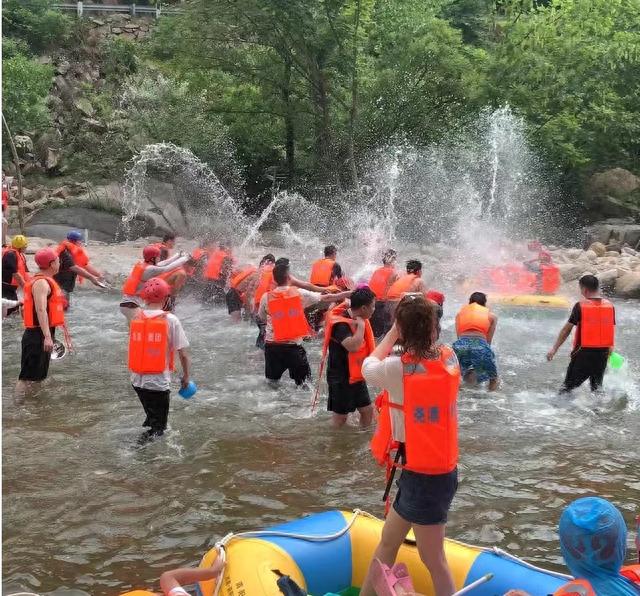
189, 509, 569, 596
489, 293, 570, 309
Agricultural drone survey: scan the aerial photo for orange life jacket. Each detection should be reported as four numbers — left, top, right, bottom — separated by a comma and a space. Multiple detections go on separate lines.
185, 247, 206, 276
254, 264, 275, 308
621, 564, 640, 584
576, 298, 615, 349
386, 273, 417, 300
455, 303, 491, 338
2, 247, 29, 286
22, 274, 66, 328
267, 286, 312, 342
309, 258, 335, 287
128, 311, 175, 374
540, 264, 561, 294
370, 346, 460, 475
230, 265, 257, 290
321, 302, 375, 384
57, 240, 89, 268
205, 249, 231, 280
553, 579, 595, 596
122, 262, 149, 296
369, 266, 396, 299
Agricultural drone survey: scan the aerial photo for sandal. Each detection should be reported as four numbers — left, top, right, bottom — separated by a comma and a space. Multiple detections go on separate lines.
371, 559, 416, 595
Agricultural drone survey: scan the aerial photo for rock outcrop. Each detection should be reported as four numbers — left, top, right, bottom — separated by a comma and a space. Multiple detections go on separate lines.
584, 168, 640, 220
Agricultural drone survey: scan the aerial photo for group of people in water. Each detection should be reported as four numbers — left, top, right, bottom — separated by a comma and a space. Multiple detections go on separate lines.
2, 229, 635, 596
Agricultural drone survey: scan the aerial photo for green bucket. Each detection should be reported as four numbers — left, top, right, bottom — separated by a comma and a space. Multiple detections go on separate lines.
608, 351, 625, 370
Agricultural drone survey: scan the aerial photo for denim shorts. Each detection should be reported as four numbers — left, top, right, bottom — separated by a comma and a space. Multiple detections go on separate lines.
393, 468, 458, 525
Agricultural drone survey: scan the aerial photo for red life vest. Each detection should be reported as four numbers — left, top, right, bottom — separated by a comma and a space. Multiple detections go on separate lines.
621, 564, 640, 584
185, 247, 206, 276
540, 264, 561, 294
22, 274, 66, 328
321, 302, 375, 384
309, 258, 335, 287
57, 240, 89, 268
122, 262, 149, 296
2, 247, 29, 286
253, 264, 275, 308
205, 249, 231, 280
552, 579, 595, 596
230, 265, 257, 290
267, 286, 312, 342
576, 298, 615, 349
370, 346, 460, 475
386, 273, 418, 300
128, 312, 175, 374
368, 266, 396, 299
455, 303, 491, 338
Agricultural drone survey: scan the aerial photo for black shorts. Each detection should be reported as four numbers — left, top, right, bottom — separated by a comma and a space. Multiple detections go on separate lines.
327, 380, 371, 415
561, 348, 609, 393
370, 300, 391, 338
19, 327, 55, 382
225, 288, 243, 314
393, 468, 458, 525
2, 283, 18, 301
264, 343, 311, 386
133, 385, 170, 434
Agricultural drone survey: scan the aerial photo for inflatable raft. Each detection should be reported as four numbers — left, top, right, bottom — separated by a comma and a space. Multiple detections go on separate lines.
489, 293, 570, 309
194, 509, 570, 596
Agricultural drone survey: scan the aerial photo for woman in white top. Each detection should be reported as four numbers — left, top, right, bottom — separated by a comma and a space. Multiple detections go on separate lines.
361, 295, 460, 596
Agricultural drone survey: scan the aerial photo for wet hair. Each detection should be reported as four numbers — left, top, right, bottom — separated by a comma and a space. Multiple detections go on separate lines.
382, 249, 397, 265
406, 259, 422, 274
579, 274, 599, 292
324, 245, 337, 258
469, 291, 487, 306
162, 232, 176, 243
350, 287, 376, 309
273, 262, 290, 285
394, 295, 438, 361
260, 253, 276, 266
275, 257, 289, 267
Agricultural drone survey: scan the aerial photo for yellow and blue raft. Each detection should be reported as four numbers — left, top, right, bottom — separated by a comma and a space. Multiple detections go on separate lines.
195, 510, 569, 596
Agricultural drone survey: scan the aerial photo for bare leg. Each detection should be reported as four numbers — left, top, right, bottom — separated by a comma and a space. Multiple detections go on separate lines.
412, 523, 455, 596
357, 404, 374, 427
488, 377, 499, 391
331, 413, 348, 428
360, 507, 412, 596
14, 379, 38, 399
463, 371, 477, 385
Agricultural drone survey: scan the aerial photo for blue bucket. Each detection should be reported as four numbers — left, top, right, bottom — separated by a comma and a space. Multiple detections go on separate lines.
178, 381, 197, 399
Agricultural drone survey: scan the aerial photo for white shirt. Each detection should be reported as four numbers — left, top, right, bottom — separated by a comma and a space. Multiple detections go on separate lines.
362, 354, 406, 441
130, 309, 189, 391
121, 255, 190, 306
258, 286, 322, 344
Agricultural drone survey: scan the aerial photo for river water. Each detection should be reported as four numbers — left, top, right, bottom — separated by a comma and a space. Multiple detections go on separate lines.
2, 272, 640, 595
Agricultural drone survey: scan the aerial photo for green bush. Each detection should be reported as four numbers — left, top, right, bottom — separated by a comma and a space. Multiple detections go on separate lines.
102, 38, 138, 81
2, 0, 71, 54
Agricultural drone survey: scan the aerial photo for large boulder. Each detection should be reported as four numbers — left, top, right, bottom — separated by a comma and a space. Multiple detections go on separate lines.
584, 219, 640, 250
596, 269, 618, 291
584, 168, 640, 220
588, 242, 606, 257
615, 272, 640, 298
557, 263, 589, 282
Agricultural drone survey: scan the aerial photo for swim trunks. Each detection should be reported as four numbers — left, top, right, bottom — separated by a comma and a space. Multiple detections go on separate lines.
452, 336, 498, 383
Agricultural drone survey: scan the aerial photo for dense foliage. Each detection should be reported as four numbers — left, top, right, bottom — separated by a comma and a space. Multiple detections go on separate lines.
2, 0, 639, 198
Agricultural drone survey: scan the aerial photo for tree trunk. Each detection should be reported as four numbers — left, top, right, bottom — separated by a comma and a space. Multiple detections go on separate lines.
2, 114, 25, 234
282, 58, 295, 185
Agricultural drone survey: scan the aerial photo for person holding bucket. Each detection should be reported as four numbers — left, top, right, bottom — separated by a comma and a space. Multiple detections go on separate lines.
128, 278, 191, 444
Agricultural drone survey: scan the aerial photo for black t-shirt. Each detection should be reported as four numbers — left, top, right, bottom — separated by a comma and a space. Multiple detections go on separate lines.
2, 250, 17, 288
327, 320, 354, 382
568, 301, 615, 352
53, 248, 77, 292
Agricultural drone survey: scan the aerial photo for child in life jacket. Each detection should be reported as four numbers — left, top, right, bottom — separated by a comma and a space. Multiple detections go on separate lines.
362, 294, 461, 596
129, 278, 190, 444
505, 497, 640, 596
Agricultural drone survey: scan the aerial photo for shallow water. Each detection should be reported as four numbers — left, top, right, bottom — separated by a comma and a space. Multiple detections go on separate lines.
2, 285, 640, 595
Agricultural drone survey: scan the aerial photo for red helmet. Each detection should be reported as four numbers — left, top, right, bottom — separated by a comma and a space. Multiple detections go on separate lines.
539, 250, 552, 263
34, 247, 58, 269
426, 290, 445, 306
140, 278, 171, 303
142, 244, 161, 262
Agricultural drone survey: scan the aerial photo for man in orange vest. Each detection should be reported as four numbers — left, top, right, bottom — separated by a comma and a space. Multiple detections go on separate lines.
309, 244, 343, 287
54, 230, 104, 309
547, 275, 615, 393
129, 278, 190, 444
203, 242, 234, 303
386, 259, 427, 302
324, 287, 376, 428
453, 292, 499, 391
2, 234, 30, 316
368, 249, 399, 338
257, 260, 351, 386
15, 248, 65, 398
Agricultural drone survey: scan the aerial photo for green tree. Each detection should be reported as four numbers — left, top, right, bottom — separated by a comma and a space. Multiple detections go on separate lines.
2, 0, 71, 54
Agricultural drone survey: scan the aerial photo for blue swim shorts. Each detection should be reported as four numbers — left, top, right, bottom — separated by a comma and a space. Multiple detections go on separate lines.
452, 336, 498, 383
